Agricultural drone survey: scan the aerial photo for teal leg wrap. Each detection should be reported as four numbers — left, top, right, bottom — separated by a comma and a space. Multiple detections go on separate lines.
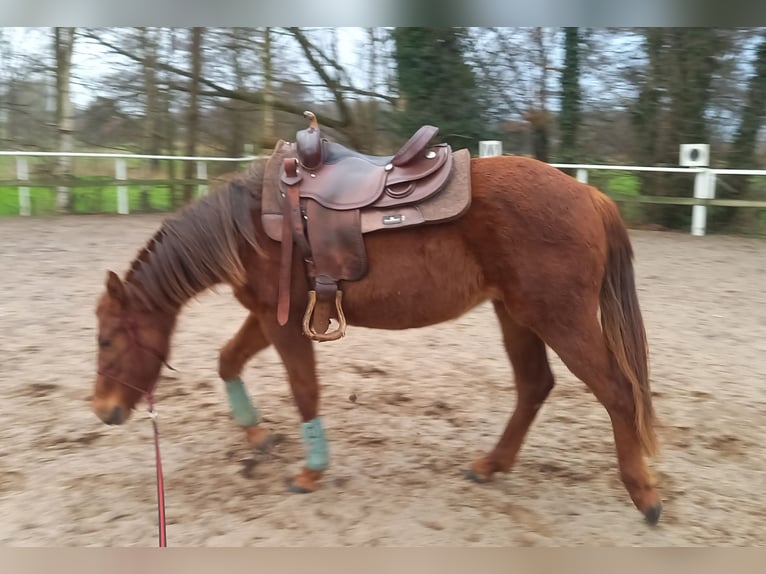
225, 379, 261, 427
301, 417, 329, 471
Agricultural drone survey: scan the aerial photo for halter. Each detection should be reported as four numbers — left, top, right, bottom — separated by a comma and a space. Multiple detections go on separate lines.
97, 315, 173, 547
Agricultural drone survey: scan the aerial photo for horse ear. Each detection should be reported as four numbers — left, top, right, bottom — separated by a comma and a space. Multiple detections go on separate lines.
105, 270, 125, 303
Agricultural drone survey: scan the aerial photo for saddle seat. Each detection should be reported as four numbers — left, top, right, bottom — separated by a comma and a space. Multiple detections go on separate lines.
261, 111, 472, 342
293, 114, 449, 210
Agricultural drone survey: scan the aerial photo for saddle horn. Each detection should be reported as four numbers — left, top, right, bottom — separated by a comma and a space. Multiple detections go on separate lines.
296, 110, 323, 170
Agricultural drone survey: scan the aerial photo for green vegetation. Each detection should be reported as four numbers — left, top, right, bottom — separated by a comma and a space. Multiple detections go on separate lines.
0, 183, 175, 216
0, 154, 243, 216
392, 28, 490, 154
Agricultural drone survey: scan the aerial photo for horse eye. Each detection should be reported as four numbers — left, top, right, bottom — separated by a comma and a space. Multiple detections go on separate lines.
98, 338, 111, 349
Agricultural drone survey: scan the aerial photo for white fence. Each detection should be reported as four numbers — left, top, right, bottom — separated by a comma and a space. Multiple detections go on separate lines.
3, 151, 766, 236
549, 163, 766, 236
3, 151, 260, 217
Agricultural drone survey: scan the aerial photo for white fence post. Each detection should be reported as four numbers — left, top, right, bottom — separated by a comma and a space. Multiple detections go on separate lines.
691, 169, 715, 236
16, 156, 30, 216
196, 161, 208, 196
479, 140, 503, 157
576, 168, 588, 184
115, 158, 129, 215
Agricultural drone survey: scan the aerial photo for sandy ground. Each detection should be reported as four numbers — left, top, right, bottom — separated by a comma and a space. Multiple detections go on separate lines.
0, 214, 765, 547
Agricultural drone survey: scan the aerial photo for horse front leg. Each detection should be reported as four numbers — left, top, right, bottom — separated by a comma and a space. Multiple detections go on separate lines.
218, 312, 277, 450
259, 311, 328, 494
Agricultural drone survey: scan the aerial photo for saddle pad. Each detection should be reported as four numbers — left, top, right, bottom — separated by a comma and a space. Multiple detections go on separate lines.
360, 147, 471, 233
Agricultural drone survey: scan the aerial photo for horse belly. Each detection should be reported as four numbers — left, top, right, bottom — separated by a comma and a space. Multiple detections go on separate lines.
340, 226, 488, 330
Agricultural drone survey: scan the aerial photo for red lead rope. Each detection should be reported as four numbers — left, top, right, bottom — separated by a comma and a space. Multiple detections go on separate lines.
98, 317, 172, 547
148, 395, 167, 547
98, 369, 168, 547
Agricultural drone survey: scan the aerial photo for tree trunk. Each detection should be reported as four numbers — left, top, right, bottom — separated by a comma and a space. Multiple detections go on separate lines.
260, 27, 275, 152
183, 27, 203, 205
631, 28, 664, 226
140, 27, 160, 212
366, 27, 379, 153
392, 27, 487, 153
526, 28, 551, 162
525, 109, 551, 163
54, 27, 75, 213
160, 29, 179, 209
631, 28, 722, 230
665, 29, 720, 229
714, 32, 766, 231
558, 27, 581, 163
227, 28, 246, 158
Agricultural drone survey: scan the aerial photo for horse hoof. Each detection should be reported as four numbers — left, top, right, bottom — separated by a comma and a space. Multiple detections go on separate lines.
644, 503, 662, 526
253, 433, 285, 454
286, 478, 314, 494
463, 469, 491, 484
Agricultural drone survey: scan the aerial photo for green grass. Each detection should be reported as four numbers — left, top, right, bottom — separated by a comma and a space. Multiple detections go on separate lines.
586, 170, 644, 225
587, 170, 641, 196
0, 184, 178, 216
0, 153, 242, 216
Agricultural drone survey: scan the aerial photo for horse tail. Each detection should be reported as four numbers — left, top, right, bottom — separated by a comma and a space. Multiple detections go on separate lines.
592, 190, 658, 457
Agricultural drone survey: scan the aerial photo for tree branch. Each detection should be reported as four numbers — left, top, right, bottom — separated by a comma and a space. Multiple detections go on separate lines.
286, 27, 351, 125
81, 29, 350, 129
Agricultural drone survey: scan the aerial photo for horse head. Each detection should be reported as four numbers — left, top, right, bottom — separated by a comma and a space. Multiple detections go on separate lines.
91, 271, 174, 425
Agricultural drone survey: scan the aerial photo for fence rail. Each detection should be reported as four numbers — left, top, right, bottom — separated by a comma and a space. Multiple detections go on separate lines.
0, 151, 259, 161
5, 151, 262, 217
551, 162, 766, 236
2, 151, 766, 236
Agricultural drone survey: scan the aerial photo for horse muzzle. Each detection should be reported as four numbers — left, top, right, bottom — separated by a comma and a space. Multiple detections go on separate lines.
93, 401, 130, 425
103, 405, 127, 425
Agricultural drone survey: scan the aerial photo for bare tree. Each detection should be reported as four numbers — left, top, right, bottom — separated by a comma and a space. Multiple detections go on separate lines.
139, 28, 161, 159
55, 27, 76, 212
467, 27, 561, 158
83, 28, 376, 133
558, 27, 582, 163
182, 27, 204, 205
261, 27, 275, 150
138, 27, 161, 210
365, 27, 380, 152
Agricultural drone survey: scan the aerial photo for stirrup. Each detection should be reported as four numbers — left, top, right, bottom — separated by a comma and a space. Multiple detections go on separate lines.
302, 290, 347, 342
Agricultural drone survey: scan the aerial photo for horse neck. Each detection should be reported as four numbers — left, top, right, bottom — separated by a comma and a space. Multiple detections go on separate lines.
123, 193, 248, 314
126, 286, 179, 340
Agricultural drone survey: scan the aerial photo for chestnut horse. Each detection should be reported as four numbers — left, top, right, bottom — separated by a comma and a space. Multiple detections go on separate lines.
91, 155, 662, 524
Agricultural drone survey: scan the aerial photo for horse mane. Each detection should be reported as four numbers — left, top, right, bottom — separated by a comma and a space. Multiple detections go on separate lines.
123, 160, 266, 312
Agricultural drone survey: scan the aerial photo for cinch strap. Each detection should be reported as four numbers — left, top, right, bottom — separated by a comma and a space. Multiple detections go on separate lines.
225, 379, 262, 427
301, 417, 329, 471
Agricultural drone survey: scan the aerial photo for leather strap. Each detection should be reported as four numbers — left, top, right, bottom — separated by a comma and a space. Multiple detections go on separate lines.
277, 191, 295, 326
277, 159, 305, 326
304, 201, 367, 335
391, 125, 438, 166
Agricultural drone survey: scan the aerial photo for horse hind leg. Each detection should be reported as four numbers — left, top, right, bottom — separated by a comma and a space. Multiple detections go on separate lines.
218, 312, 279, 450
467, 301, 555, 480
540, 312, 662, 524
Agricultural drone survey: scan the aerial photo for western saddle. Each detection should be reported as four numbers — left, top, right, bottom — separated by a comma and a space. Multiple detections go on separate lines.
261, 111, 471, 342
